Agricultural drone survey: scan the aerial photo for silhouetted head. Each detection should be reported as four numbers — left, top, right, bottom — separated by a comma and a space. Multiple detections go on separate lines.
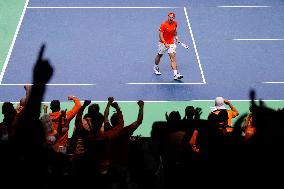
167, 111, 181, 124
40, 114, 53, 133
92, 112, 104, 134
185, 106, 195, 120
50, 100, 60, 112
88, 103, 100, 116
110, 113, 119, 127
2, 102, 16, 116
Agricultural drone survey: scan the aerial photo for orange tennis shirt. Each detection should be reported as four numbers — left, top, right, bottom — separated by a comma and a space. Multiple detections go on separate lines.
159, 20, 177, 44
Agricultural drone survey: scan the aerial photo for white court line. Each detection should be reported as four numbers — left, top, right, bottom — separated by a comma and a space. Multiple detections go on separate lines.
262, 82, 284, 84
0, 84, 95, 86
2, 99, 283, 103
233, 39, 284, 41
33, 100, 284, 102
217, 6, 271, 8
127, 82, 206, 85
27, 6, 181, 9
190, 100, 284, 102
85, 101, 172, 102
1, 101, 171, 103
221, 6, 283, 86
0, 0, 30, 84
184, 7, 206, 84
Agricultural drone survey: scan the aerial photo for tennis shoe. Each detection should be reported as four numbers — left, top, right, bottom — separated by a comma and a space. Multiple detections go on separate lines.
174, 73, 183, 80
154, 65, 162, 75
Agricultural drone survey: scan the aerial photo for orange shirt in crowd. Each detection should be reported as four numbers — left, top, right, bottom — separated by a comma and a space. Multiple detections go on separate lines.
49, 97, 81, 151
211, 109, 238, 127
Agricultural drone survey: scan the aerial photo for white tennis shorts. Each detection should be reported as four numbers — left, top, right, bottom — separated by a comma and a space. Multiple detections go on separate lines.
157, 42, 176, 54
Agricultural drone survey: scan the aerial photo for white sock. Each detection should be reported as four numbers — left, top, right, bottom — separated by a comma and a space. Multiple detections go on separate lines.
173, 70, 178, 75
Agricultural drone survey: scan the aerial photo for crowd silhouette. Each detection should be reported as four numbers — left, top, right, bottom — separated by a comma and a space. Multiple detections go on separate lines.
0, 45, 283, 188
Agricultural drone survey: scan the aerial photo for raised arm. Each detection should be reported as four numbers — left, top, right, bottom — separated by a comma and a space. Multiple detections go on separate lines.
114, 100, 144, 138
66, 95, 81, 120
75, 100, 91, 130
128, 100, 144, 130
136, 100, 144, 126
12, 44, 53, 142
104, 97, 114, 124
57, 109, 67, 138
25, 45, 53, 119
111, 101, 124, 128
43, 104, 48, 114
224, 99, 239, 116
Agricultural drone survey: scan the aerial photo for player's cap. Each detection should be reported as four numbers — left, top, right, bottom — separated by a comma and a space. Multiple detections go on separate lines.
168, 12, 176, 18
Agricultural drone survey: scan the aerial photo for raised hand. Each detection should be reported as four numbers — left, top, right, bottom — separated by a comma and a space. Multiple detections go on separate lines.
67, 95, 76, 100
108, 97, 114, 104
33, 44, 53, 85
194, 107, 202, 119
60, 109, 67, 118
165, 112, 169, 121
83, 100, 91, 107
43, 104, 48, 113
111, 102, 119, 110
137, 100, 144, 107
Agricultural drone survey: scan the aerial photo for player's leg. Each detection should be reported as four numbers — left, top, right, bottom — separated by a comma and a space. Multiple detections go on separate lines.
154, 42, 166, 75
155, 54, 163, 66
169, 52, 177, 70
168, 44, 183, 80
154, 54, 162, 75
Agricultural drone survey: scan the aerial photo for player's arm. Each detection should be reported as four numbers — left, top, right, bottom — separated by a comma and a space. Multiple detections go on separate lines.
159, 31, 166, 44
175, 30, 180, 43
159, 31, 170, 48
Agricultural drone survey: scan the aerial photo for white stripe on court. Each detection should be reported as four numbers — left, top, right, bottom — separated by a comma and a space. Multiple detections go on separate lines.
262, 82, 284, 84
27, 6, 181, 9
0, 0, 30, 84
85, 101, 171, 102
217, 6, 271, 8
184, 7, 206, 84
0, 84, 95, 86
127, 82, 206, 85
233, 39, 284, 41
193, 100, 284, 102
2, 100, 283, 103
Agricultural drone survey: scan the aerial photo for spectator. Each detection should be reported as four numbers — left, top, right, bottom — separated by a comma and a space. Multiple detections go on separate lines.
2, 44, 66, 187
107, 99, 144, 189
242, 105, 256, 142
182, 106, 202, 153
0, 102, 16, 142
40, 104, 57, 148
49, 95, 81, 152
209, 96, 239, 132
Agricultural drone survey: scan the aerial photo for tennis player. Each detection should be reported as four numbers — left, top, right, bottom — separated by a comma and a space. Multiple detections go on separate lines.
154, 12, 183, 80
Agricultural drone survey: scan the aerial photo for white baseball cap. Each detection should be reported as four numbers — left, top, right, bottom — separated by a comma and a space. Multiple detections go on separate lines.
215, 96, 226, 110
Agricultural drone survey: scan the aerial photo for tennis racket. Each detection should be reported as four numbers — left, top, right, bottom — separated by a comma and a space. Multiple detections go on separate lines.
178, 41, 190, 49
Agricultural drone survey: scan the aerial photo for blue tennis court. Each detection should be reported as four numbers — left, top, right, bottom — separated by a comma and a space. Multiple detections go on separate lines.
1, 0, 284, 103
